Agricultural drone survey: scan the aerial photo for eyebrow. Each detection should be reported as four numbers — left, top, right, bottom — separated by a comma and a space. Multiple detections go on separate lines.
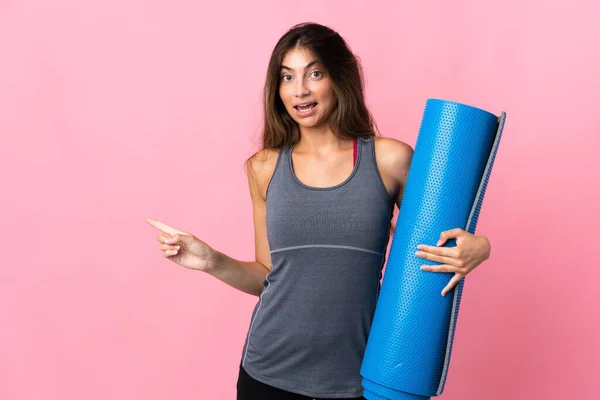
280, 60, 320, 71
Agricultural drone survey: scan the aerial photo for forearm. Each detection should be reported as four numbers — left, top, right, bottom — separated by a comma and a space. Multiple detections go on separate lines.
206, 251, 269, 296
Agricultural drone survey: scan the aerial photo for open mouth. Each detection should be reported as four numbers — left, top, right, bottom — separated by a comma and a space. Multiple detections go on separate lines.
294, 102, 318, 112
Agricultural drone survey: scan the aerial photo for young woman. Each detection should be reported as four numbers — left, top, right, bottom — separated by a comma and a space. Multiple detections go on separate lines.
146, 22, 491, 400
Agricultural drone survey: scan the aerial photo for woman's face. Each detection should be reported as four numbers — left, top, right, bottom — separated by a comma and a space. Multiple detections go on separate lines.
278, 47, 336, 130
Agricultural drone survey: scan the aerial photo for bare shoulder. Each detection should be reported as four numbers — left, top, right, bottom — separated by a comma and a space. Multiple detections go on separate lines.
373, 136, 414, 204
246, 148, 280, 200
373, 136, 414, 174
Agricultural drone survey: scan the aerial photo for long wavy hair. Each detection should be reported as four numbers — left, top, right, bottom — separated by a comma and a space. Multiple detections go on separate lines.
258, 22, 378, 151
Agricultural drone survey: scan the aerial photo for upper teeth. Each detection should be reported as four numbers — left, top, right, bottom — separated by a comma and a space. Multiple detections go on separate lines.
298, 103, 313, 107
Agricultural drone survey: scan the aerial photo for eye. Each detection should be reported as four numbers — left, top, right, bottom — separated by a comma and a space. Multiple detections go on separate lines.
310, 70, 323, 79
281, 75, 292, 82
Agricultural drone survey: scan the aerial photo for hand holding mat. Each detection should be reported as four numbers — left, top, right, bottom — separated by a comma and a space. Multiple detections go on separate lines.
360, 99, 506, 400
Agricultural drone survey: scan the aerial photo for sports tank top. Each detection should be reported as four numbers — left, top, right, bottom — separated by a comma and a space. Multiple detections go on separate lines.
240, 136, 395, 398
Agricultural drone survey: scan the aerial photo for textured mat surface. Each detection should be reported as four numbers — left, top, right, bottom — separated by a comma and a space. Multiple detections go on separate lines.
360, 99, 506, 399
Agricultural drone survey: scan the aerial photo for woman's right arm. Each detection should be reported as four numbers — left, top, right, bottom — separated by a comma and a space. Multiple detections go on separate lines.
206, 149, 277, 297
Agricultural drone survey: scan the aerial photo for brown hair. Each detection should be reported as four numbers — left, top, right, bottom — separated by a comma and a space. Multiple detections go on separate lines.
258, 22, 378, 151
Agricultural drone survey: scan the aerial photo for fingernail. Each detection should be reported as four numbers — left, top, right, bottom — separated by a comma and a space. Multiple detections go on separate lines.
175, 246, 180, 250
417, 245, 423, 250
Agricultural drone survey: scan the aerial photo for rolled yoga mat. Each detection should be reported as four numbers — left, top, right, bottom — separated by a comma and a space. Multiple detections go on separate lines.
360, 99, 506, 400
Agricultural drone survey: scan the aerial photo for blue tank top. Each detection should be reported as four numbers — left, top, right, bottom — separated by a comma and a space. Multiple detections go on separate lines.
240, 136, 395, 398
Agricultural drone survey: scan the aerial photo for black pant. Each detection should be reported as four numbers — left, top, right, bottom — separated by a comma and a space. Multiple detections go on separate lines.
236, 364, 366, 400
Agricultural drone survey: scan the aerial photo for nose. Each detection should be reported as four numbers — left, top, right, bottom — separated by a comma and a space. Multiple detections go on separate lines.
294, 78, 310, 98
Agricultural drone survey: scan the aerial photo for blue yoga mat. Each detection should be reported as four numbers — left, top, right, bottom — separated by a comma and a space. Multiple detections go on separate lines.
360, 99, 506, 399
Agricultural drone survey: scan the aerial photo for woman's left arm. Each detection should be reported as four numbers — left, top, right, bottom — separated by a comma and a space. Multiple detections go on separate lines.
416, 229, 491, 296
374, 137, 491, 297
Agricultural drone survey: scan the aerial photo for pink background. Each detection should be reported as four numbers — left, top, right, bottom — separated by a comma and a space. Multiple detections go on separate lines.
1, 0, 598, 399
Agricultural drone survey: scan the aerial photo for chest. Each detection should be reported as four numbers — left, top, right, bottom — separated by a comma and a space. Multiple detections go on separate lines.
290, 148, 356, 189
265, 186, 392, 251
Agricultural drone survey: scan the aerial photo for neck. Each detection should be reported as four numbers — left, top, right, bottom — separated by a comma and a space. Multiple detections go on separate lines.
297, 124, 350, 154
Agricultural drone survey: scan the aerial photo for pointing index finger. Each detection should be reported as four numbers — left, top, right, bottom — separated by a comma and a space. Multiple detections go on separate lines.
146, 217, 185, 236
